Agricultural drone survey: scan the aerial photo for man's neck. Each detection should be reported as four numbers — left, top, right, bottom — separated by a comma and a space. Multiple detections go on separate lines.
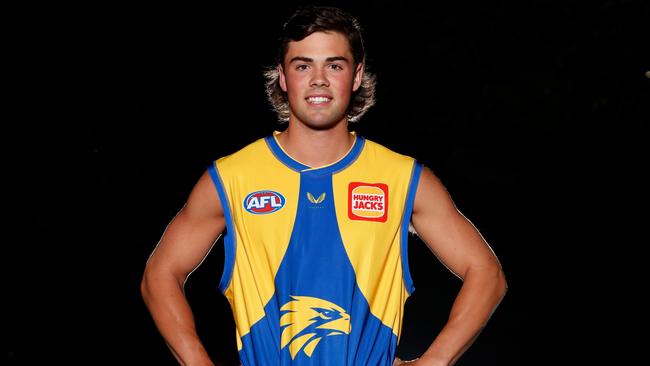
276, 121, 355, 168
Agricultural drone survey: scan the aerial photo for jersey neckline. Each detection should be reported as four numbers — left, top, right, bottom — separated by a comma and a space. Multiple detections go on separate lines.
264, 131, 365, 175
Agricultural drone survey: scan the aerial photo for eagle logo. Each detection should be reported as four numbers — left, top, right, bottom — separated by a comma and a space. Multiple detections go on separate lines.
280, 295, 351, 359
307, 192, 326, 204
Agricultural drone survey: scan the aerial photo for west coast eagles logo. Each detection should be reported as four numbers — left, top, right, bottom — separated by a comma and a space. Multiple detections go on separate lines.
280, 296, 351, 359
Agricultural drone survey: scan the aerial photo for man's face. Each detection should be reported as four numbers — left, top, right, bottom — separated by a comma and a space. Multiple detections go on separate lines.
279, 31, 363, 130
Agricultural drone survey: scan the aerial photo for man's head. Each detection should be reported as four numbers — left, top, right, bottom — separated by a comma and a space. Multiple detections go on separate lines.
265, 6, 376, 127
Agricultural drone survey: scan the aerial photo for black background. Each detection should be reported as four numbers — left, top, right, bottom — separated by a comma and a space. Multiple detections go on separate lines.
9, 0, 648, 365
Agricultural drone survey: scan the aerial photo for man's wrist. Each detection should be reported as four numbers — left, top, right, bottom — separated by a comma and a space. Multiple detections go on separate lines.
418, 352, 451, 366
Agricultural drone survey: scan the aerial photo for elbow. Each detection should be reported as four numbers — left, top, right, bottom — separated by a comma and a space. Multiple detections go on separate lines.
140, 262, 185, 305
140, 267, 153, 304
495, 267, 508, 301
140, 262, 161, 305
477, 261, 508, 301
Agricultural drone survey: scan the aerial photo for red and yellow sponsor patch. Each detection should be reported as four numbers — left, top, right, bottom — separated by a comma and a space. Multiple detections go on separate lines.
348, 182, 388, 222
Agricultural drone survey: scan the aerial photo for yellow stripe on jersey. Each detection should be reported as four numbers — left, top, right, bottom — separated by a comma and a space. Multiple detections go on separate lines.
214, 138, 301, 349
332, 139, 416, 339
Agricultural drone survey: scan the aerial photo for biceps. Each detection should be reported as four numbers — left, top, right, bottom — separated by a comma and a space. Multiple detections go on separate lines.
412, 209, 496, 280
146, 210, 225, 281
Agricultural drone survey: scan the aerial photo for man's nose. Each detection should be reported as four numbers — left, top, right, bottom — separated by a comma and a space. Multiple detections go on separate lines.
310, 69, 329, 87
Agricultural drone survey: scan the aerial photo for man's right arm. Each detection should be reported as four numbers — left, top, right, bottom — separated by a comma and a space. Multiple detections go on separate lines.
141, 170, 226, 366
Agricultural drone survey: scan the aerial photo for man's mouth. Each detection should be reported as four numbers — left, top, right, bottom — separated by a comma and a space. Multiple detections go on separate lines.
306, 96, 333, 105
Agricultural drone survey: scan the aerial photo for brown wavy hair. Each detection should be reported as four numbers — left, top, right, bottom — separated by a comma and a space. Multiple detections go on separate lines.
264, 6, 376, 123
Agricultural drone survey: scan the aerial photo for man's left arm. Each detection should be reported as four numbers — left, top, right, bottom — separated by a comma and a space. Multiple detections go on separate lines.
405, 167, 508, 366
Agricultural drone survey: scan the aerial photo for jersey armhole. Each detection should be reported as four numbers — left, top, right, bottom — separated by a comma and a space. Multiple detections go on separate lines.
207, 162, 236, 293
400, 160, 423, 295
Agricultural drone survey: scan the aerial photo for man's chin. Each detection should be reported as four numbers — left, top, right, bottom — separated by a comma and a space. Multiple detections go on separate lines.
296, 115, 347, 131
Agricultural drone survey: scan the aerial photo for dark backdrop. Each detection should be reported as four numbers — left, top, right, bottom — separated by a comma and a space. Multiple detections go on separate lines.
10, 1, 648, 365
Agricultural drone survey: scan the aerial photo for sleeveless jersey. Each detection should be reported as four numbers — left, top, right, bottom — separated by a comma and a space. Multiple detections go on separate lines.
207, 131, 423, 366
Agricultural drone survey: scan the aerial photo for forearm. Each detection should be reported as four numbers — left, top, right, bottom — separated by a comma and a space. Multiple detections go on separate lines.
419, 265, 507, 366
141, 270, 214, 366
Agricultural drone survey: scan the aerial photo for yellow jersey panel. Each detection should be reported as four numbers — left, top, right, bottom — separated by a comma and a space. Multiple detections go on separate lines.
333, 139, 418, 340
210, 138, 301, 348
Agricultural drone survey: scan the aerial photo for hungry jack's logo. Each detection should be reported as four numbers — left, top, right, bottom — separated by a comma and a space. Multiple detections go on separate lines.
348, 182, 388, 222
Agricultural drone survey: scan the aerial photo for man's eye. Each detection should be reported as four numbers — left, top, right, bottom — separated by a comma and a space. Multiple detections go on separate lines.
296, 64, 309, 71
329, 64, 343, 70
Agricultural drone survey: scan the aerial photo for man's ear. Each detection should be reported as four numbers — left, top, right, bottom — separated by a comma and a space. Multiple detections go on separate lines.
278, 64, 287, 92
352, 63, 364, 92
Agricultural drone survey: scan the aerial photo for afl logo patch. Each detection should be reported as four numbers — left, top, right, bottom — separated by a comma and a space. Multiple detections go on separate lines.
348, 182, 388, 222
244, 190, 285, 214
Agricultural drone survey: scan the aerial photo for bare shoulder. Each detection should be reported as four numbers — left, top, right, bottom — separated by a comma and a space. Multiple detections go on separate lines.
412, 166, 456, 217
183, 170, 224, 221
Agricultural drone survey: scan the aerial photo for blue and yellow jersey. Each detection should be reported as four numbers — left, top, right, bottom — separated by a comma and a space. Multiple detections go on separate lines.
208, 131, 423, 365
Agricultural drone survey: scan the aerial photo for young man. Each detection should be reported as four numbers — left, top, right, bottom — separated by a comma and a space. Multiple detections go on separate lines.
141, 6, 507, 366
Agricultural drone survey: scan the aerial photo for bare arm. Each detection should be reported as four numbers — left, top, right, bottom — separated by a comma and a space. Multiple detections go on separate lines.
407, 167, 507, 366
141, 171, 225, 366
